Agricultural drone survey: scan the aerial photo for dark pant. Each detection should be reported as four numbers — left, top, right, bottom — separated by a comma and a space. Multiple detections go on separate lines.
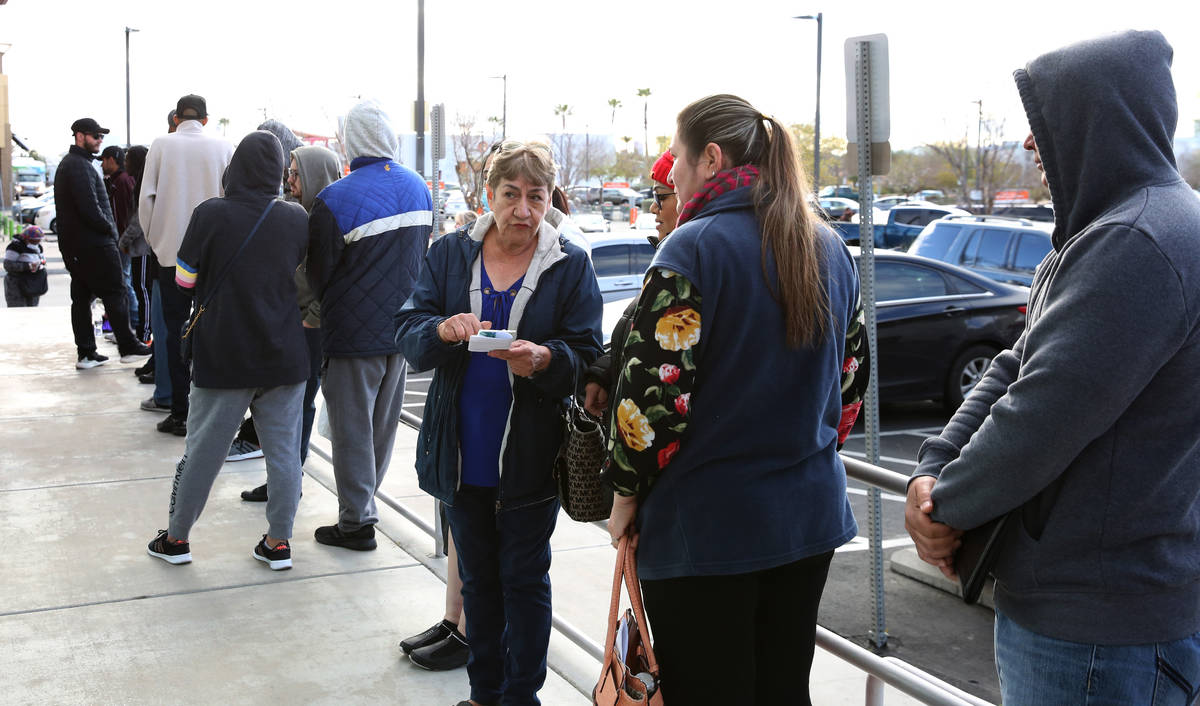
65, 242, 140, 356
4, 276, 39, 307
156, 267, 192, 417
300, 325, 323, 463
446, 485, 559, 706
129, 254, 155, 341
640, 550, 834, 706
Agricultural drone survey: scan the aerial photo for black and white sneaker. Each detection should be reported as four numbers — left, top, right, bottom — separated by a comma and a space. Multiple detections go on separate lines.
226, 438, 264, 462
253, 536, 292, 570
76, 351, 109, 370
147, 530, 192, 564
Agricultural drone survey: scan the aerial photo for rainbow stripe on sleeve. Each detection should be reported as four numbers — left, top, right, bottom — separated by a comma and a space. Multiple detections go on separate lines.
176, 258, 198, 289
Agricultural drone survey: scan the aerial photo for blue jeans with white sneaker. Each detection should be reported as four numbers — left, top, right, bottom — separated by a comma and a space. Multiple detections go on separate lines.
995, 608, 1200, 705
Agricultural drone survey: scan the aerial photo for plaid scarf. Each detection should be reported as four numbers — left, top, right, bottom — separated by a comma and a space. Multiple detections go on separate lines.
676, 164, 760, 226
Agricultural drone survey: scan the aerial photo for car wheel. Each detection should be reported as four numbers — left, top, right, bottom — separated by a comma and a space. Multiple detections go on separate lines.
49, 218, 57, 233
944, 344, 998, 413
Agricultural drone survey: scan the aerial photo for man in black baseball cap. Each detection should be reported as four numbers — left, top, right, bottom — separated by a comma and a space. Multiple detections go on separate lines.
54, 117, 151, 369
70, 118, 110, 138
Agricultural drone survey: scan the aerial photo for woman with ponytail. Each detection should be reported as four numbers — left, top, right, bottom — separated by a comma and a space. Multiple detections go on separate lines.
601, 94, 869, 705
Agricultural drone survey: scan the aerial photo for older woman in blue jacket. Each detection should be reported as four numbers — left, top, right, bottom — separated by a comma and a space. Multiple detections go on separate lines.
396, 140, 603, 706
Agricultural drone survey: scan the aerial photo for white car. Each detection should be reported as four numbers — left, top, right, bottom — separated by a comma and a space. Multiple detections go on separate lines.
633, 212, 659, 232
587, 233, 655, 303
575, 213, 610, 233
35, 201, 57, 233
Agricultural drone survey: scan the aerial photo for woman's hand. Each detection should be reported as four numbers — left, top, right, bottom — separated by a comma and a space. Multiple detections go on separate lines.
608, 494, 639, 549
489, 340, 550, 377
437, 313, 489, 343
584, 382, 609, 417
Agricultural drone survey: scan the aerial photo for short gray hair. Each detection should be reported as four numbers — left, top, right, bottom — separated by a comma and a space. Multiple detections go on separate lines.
486, 140, 557, 192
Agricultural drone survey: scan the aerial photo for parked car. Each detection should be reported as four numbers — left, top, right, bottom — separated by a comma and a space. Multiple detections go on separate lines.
34, 201, 57, 234
816, 197, 859, 220
872, 195, 910, 211
587, 233, 656, 302
987, 203, 1054, 223
907, 215, 1053, 287
575, 213, 610, 233
834, 203, 970, 249
18, 193, 54, 224
819, 185, 859, 201
633, 212, 659, 232
851, 247, 1027, 411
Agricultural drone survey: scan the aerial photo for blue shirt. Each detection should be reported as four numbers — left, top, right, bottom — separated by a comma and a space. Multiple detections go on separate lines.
457, 262, 524, 487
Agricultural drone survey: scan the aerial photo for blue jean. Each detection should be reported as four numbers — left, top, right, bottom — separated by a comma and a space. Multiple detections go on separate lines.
995, 609, 1200, 705
299, 326, 323, 464
151, 282, 172, 406
446, 485, 559, 706
119, 250, 139, 336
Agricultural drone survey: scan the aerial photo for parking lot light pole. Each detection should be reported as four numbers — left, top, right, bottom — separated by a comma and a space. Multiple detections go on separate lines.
795, 13, 822, 188
125, 27, 138, 148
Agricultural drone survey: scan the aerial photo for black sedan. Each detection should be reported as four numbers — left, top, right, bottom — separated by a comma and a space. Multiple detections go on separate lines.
850, 247, 1028, 412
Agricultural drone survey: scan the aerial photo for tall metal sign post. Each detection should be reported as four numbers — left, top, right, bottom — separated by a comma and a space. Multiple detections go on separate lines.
430, 105, 445, 240
845, 33, 891, 650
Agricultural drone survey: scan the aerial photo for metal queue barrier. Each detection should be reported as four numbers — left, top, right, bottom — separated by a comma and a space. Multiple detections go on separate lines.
313, 410, 993, 706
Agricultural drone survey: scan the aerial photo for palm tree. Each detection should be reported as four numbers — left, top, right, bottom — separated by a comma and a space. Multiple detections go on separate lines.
554, 104, 572, 132
217, 117, 230, 137
636, 89, 651, 156
621, 136, 633, 152
608, 98, 622, 129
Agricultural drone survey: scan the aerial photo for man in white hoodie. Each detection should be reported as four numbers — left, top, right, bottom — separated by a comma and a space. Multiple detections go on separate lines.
139, 94, 234, 435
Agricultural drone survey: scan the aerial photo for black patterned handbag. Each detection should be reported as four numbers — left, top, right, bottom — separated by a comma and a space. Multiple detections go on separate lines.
554, 384, 612, 522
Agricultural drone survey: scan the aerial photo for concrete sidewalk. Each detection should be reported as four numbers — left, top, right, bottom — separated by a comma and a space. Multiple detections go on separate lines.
0, 298, 925, 705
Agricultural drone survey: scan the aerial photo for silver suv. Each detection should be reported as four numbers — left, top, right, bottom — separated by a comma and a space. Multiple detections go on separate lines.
908, 215, 1053, 287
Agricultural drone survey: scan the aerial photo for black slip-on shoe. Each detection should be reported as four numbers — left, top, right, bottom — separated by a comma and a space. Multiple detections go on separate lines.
409, 629, 469, 671
241, 483, 268, 502
314, 523, 376, 551
400, 619, 456, 655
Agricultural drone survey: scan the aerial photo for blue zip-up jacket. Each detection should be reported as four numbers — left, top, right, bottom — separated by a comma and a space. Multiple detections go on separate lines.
395, 215, 603, 509
307, 158, 432, 357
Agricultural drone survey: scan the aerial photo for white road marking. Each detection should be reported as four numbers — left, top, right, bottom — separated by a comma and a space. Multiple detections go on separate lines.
835, 536, 915, 553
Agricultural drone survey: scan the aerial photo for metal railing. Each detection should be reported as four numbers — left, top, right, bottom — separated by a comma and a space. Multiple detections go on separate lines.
353, 410, 993, 706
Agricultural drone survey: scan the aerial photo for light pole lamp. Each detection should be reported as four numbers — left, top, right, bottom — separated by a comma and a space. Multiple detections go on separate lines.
795, 13, 822, 189
489, 74, 507, 139
125, 27, 139, 147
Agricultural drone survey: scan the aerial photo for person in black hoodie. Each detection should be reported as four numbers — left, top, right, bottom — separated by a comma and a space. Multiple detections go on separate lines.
145, 130, 310, 571
54, 118, 152, 369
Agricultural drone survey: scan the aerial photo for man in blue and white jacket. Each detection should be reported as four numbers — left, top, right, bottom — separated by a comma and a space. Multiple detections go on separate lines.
307, 99, 433, 550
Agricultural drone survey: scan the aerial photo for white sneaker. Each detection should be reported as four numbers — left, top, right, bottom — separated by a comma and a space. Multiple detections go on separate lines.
140, 397, 171, 413
226, 438, 264, 462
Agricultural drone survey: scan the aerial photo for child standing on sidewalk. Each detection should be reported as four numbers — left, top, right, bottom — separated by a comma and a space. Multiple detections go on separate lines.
4, 226, 49, 307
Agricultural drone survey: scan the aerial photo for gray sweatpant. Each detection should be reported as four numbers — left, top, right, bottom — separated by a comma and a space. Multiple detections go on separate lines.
168, 383, 306, 541
324, 354, 407, 531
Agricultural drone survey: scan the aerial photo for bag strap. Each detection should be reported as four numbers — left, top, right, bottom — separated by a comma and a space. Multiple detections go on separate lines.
195, 199, 277, 311
601, 534, 628, 668
620, 536, 660, 677
183, 199, 277, 340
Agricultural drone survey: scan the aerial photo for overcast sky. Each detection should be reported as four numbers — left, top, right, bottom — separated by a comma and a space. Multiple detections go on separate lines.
3, 0, 1198, 164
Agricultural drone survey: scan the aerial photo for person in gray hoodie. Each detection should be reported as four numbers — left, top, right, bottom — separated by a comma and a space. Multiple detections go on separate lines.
306, 99, 432, 551
905, 30, 1200, 703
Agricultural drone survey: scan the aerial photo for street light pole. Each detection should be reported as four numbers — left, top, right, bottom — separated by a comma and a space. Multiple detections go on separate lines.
490, 74, 507, 139
125, 27, 139, 147
795, 13, 823, 189
415, 0, 426, 175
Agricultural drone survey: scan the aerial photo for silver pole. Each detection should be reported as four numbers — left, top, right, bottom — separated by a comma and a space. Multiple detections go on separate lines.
855, 40, 887, 650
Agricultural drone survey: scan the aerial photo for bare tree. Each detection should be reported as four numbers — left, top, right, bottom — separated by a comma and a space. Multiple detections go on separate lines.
452, 112, 494, 212
550, 133, 613, 188
974, 119, 1021, 213
927, 138, 972, 206
1179, 150, 1200, 190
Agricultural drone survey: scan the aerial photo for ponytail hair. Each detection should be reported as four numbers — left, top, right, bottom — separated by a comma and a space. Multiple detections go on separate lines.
676, 94, 828, 347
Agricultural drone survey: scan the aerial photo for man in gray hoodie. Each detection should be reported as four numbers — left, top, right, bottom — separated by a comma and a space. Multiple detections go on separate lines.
906, 30, 1200, 703
306, 99, 432, 550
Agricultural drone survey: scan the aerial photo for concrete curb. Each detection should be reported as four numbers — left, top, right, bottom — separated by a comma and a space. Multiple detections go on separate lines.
890, 547, 995, 610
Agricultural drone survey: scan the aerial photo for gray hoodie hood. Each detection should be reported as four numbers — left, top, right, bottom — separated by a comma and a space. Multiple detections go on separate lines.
258, 119, 304, 182
292, 145, 341, 212
343, 99, 399, 162
1014, 30, 1180, 248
